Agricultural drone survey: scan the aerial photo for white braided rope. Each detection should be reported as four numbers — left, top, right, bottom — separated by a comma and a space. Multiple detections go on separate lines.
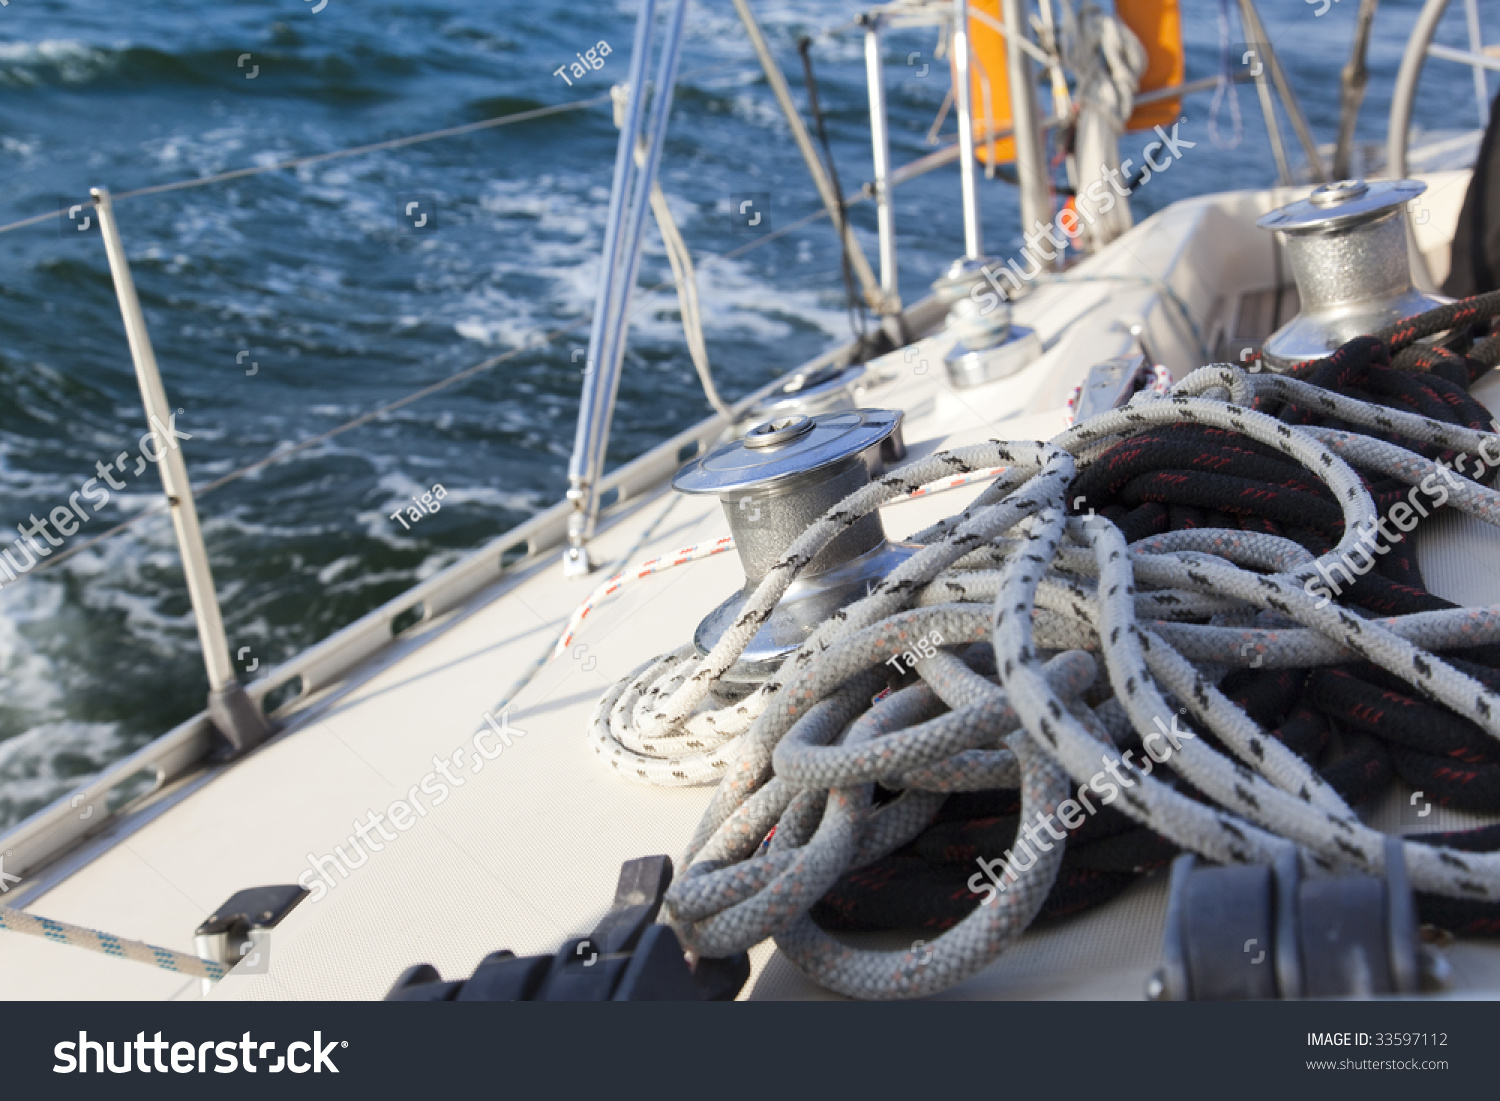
587, 465, 1013, 784
0, 905, 226, 981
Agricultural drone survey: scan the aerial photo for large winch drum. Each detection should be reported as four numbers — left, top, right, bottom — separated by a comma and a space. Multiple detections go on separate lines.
1256, 178, 1448, 372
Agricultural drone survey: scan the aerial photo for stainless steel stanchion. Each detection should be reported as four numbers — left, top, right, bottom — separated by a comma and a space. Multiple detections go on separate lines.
93, 186, 268, 755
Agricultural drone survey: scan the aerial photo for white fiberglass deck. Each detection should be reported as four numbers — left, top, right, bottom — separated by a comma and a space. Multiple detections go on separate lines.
4, 174, 1494, 1001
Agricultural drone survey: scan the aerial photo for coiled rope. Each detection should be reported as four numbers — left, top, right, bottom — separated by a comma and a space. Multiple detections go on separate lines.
586, 294, 1500, 997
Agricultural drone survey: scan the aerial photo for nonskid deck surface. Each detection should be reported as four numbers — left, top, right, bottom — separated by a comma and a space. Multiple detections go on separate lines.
5, 176, 1493, 1001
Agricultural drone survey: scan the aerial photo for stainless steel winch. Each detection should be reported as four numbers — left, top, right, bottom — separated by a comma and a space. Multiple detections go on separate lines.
931, 256, 1041, 389
671, 408, 914, 689
1256, 178, 1449, 371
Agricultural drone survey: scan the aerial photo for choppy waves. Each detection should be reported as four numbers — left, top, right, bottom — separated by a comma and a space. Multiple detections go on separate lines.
0, 0, 1482, 828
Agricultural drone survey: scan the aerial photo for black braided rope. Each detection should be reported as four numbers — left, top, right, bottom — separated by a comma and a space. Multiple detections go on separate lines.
817, 292, 1500, 941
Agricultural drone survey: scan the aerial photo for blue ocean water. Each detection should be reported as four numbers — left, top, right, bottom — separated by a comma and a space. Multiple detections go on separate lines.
0, 0, 1488, 827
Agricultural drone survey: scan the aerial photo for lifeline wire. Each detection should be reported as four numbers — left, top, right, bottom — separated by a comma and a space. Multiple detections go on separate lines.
0, 60, 762, 237
14, 186, 839, 583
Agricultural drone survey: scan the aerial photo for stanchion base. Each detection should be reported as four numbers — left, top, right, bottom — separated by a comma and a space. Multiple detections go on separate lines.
207, 682, 271, 758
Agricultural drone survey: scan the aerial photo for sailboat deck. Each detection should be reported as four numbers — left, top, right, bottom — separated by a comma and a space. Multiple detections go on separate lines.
4, 176, 1493, 1001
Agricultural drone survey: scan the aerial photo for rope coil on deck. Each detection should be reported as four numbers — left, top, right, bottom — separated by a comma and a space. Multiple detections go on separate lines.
587, 295, 1500, 998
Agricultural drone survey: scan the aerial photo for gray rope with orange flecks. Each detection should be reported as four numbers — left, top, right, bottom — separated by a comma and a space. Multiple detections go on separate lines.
585, 362, 1500, 997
